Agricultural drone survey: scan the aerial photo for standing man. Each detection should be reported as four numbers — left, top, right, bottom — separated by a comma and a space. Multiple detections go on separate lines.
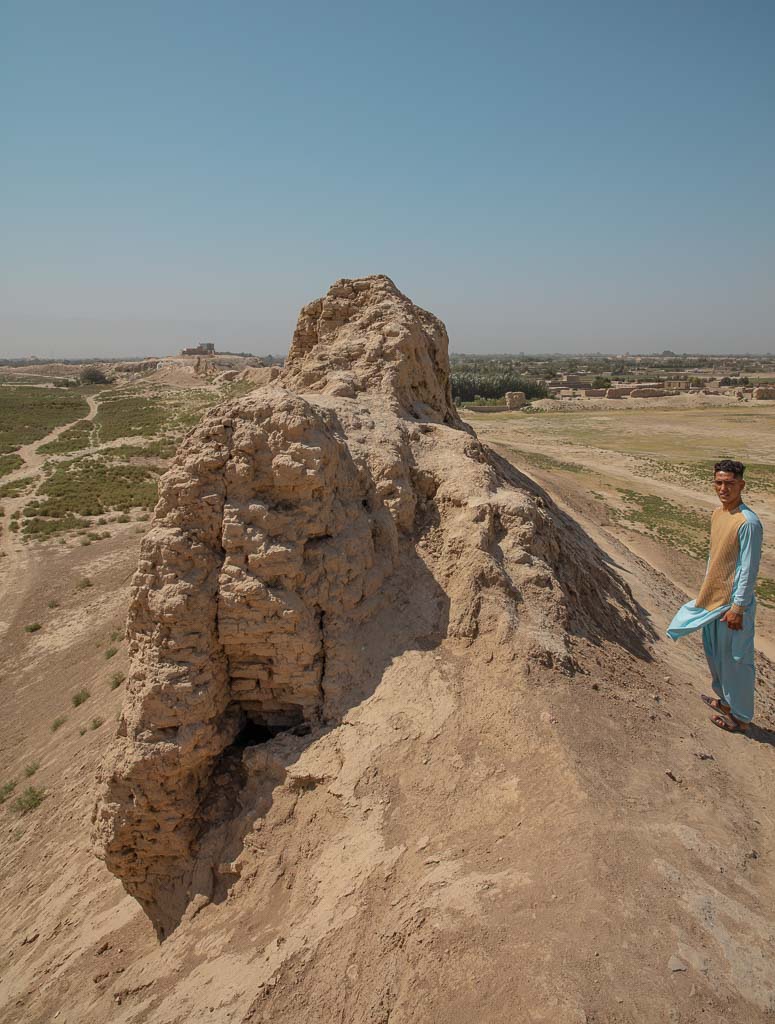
667, 459, 763, 733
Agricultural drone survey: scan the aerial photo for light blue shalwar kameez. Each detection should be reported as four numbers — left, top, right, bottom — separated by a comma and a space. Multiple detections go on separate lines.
667, 503, 763, 723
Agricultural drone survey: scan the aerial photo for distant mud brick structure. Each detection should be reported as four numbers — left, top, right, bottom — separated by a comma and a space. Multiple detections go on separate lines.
753, 386, 775, 400
504, 391, 526, 409
582, 388, 607, 397
181, 342, 216, 356
92, 274, 646, 938
605, 387, 632, 399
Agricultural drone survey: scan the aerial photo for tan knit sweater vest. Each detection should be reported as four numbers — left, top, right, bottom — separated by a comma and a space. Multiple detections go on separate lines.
696, 504, 746, 612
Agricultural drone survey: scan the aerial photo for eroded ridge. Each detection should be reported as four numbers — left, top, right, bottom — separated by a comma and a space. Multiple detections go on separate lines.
93, 275, 646, 936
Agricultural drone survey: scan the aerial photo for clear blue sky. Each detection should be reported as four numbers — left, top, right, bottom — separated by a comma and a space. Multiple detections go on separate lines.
2, 1, 774, 358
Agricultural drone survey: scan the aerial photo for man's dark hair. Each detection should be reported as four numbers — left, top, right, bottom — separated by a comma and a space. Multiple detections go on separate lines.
714, 459, 745, 478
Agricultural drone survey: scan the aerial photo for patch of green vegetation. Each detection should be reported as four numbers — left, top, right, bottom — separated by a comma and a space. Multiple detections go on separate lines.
0, 387, 89, 454
105, 647, 118, 660
102, 439, 177, 460
75, 577, 92, 590
24, 623, 42, 633
24, 761, 40, 777
51, 716, 67, 732
11, 786, 46, 814
90, 717, 104, 730
38, 419, 94, 454
21, 513, 92, 539
756, 577, 775, 608
0, 780, 18, 804
615, 488, 708, 560
47, 599, 59, 609
22, 456, 159, 532
72, 688, 91, 707
221, 379, 258, 399
94, 389, 219, 443
631, 456, 775, 495
0, 477, 34, 498
109, 671, 125, 690
0, 453, 24, 478
94, 395, 169, 441
503, 446, 588, 475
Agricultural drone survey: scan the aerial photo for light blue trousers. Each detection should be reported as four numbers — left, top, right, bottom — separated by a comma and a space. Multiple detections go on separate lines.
701, 605, 756, 723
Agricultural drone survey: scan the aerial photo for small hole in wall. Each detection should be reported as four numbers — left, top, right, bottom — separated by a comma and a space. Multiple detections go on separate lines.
231, 719, 277, 748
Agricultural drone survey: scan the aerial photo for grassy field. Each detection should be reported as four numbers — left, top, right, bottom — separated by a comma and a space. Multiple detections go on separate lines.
0, 387, 90, 455
22, 457, 160, 537
38, 419, 95, 455
489, 406, 775, 464
3, 378, 254, 542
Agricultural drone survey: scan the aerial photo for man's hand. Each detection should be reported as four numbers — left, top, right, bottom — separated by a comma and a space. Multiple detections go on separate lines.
721, 610, 743, 630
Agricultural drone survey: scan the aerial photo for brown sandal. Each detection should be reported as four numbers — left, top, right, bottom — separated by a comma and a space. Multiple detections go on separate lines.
701, 694, 730, 714
710, 713, 749, 734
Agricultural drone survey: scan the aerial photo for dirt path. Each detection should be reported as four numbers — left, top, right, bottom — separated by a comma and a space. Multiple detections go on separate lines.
0, 394, 100, 636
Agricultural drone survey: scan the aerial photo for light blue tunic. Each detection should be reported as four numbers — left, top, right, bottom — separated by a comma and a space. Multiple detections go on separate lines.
667, 504, 763, 722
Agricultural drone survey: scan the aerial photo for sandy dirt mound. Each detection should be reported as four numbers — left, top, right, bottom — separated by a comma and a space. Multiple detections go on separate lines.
94, 275, 643, 937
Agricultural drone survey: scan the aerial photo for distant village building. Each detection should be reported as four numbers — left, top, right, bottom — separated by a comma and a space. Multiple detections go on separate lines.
181, 342, 215, 356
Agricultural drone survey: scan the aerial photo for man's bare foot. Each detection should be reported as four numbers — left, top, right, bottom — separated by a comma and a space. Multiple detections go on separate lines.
701, 694, 730, 714
710, 713, 749, 734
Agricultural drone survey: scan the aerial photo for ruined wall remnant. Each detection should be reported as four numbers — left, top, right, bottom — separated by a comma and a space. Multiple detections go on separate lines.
628, 387, 677, 398
92, 275, 647, 937
505, 391, 526, 409
753, 386, 775, 400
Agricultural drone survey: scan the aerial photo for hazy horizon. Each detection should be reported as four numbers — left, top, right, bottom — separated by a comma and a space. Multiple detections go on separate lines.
3, 3, 774, 360
2, 301, 774, 362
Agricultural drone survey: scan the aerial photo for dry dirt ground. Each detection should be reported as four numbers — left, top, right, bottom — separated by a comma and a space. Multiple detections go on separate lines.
1, 401, 775, 1023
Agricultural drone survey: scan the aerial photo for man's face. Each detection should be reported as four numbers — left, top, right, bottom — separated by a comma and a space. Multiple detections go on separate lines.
713, 471, 745, 506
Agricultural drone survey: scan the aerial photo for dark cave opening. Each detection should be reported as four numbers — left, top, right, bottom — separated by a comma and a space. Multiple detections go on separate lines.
230, 717, 278, 748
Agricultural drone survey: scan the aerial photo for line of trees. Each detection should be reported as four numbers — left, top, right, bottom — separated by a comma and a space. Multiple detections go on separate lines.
450, 372, 548, 403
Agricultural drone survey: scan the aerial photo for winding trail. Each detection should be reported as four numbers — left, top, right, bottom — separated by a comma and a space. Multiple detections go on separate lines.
0, 394, 101, 636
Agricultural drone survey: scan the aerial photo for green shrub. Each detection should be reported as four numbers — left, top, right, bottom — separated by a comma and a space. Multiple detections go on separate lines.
11, 786, 46, 814
75, 577, 92, 590
109, 671, 125, 690
24, 623, 42, 633
0, 780, 18, 804
47, 599, 59, 609
90, 717, 104, 730
24, 761, 40, 778
105, 647, 118, 660
51, 716, 67, 732
79, 366, 109, 385
72, 689, 90, 707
